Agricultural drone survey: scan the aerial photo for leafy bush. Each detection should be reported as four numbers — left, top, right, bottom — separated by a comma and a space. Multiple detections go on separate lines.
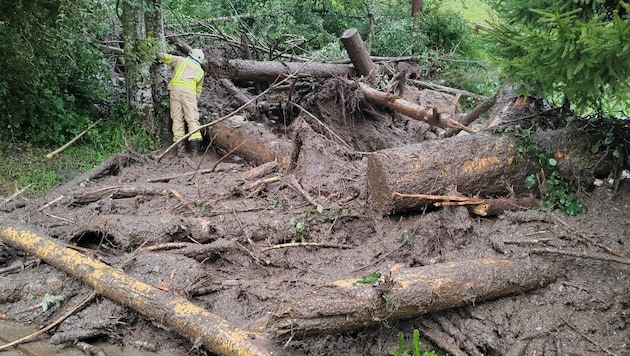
371, 0, 475, 58
0, 0, 114, 145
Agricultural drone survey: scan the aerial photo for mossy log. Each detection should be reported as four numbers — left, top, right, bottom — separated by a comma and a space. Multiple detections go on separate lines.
268, 257, 559, 337
0, 226, 288, 356
367, 128, 603, 215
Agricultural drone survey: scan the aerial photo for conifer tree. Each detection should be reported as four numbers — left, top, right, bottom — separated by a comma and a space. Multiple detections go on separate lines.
486, 0, 630, 111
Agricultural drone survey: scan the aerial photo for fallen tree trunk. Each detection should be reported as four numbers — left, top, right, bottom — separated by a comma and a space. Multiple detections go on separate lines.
207, 58, 357, 82
367, 128, 603, 215
0, 226, 287, 356
209, 115, 293, 167
268, 257, 559, 337
359, 83, 474, 134
68, 214, 216, 248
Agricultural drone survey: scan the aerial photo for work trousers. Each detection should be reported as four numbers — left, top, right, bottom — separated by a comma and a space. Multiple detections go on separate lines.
169, 88, 202, 141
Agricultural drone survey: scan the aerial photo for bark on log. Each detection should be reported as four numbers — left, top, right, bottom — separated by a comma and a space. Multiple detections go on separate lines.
367, 128, 602, 215
268, 257, 559, 337
209, 115, 292, 167
340, 28, 373, 77
0, 226, 288, 356
206, 58, 356, 82
0, 227, 288, 355
71, 185, 169, 205
359, 83, 474, 133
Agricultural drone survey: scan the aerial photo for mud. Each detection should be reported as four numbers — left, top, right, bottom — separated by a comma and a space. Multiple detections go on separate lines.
0, 70, 629, 356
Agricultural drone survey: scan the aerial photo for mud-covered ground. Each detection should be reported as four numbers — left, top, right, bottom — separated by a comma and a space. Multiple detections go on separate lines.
0, 59, 629, 355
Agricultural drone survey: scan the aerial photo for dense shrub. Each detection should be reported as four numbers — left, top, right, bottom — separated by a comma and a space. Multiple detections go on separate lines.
0, 0, 114, 145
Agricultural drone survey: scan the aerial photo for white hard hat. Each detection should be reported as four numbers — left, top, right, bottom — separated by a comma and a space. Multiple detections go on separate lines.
190, 48, 205, 63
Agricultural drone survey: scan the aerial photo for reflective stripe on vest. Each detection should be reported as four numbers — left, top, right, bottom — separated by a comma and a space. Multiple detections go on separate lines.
168, 58, 203, 92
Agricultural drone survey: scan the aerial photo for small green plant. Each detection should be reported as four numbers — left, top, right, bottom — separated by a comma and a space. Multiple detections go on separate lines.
352, 272, 381, 286
400, 229, 412, 245
390, 329, 441, 356
272, 195, 285, 209
41, 293, 65, 312
293, 220, 307, 242
511, 126, 586, 215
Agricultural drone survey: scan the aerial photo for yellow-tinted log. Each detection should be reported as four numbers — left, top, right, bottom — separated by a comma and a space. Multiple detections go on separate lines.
0, 226, 285, 356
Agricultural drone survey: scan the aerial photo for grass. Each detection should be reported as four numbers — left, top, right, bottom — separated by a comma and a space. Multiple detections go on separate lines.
0, 143, 105, 197
0, 115, 156, 198
440, 0, 497, 25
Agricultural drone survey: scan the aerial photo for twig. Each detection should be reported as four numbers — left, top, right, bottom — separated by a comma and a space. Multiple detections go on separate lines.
289, 174, 320, 207
156, 62, 312, 161
261, 242, 353, 253
530, 248, 630, 265
552, 213, 625, 258
37, 195, 65, 211
561, 316, 617, 356
3, 184, 31, 204
290, 101, 352, 150
409, 79, 487, 101
170, 189, 197, 216
189, 133, 217, 181
242, 176, 281, 191
0, 291, 97, 351
353, 243, 406, 272
417, 322, 467, 356
393, 191, 483, 203
143, 242, 193, 252
209, 140, 246, 173
46, 120, 101, 159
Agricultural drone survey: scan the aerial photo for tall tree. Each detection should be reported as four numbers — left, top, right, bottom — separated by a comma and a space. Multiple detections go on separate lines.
121, 0, 152, 136
486, 0, 630, 111
145, 0, 170, 142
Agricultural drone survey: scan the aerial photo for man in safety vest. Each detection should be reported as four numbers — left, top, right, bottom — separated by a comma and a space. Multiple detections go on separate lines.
157, 48, 205, 155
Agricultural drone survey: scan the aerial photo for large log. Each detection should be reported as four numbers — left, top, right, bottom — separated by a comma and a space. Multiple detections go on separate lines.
0, 226, 288, 356
367, 128, 602, 215
209, 115, 293, 167
268, 257, 559, 337
340, 28, 373, 77
206, 58, 357, 82
359, 83, 474, 133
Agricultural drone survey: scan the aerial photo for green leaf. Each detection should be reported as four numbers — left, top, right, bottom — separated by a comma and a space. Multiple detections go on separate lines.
352, 272, 381, 286
548, 158, 557, 166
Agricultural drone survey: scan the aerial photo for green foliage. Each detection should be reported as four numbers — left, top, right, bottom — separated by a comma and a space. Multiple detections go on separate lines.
0, 0, 115, 145
352, 272, 381, 286
390, 329, 441, 356
0, 112, 155, 196
293, 220, 307, 242
41, 293, 65, 312
371, 1, 475, 58
511, 126, 587, 215
485, 0, 630, 111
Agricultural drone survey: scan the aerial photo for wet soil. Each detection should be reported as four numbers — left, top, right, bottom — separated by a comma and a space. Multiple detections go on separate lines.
0, 71, 629, 356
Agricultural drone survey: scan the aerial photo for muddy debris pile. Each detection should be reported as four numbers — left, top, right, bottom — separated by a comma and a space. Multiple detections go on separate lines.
0, 38, 629, 356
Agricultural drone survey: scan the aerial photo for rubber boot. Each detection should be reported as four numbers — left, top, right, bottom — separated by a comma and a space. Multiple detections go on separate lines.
189, 140, 202, 156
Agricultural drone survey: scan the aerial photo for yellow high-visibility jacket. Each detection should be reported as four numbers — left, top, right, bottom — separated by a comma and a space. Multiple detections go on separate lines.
158, 53, 204, 97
